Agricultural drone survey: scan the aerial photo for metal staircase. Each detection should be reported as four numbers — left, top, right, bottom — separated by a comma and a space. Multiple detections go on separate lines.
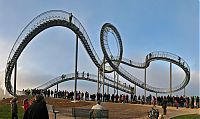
36, 73, 132, 94
5, 10, 190, 96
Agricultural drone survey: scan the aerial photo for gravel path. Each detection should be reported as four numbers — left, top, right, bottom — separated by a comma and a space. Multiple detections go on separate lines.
49, 100, 200, 119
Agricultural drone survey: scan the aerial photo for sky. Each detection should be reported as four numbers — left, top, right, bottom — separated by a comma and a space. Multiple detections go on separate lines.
0, 0, 199, 97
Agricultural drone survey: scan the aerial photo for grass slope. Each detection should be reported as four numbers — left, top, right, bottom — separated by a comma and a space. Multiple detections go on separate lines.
171, 114, 200, 119
0, 103, 24, 119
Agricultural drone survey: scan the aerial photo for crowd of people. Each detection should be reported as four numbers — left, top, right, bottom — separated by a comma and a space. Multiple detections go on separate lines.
10, 88, 198, 119
10, 94, 49, 119
23, 88, 200, 109
154, 95, 199, 109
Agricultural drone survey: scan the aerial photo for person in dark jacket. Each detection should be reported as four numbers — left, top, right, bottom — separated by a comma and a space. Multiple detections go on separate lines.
196, 96, 199, 108
191, 96, 194, 108
11, 97, 18, 119
162, 96, 167, 115
23, 94, 49, 119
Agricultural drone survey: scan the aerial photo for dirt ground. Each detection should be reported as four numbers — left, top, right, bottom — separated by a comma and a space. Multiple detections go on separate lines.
1, 96, 200, 119
45, 97, 200, 119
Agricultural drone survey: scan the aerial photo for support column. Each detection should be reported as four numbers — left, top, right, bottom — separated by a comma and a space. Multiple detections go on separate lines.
117, 72, 119, 95
134, 84, 136, 95
97, 69, 100, 93
74, 34, 79, 102
144, 68, 147, 102
102, 57, 105, 101
156, 92, 157, 99
107, 84, 109, 94
170, 62, 172, 96
99, 70, 102, 93
184, 87, 186, 97
114, 71, 116, 95
57, 83, 58, 93
14, 62, 17, 97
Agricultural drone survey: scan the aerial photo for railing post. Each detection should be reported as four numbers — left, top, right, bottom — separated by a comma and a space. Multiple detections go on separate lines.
14, 61, 17, 97
74, 34, 79, 102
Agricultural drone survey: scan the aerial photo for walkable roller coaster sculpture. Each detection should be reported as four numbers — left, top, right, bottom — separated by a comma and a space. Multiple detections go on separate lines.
5, 10, 190, 96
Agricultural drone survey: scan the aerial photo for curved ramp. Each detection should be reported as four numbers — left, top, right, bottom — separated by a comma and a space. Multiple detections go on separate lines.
5, 10, 190, 96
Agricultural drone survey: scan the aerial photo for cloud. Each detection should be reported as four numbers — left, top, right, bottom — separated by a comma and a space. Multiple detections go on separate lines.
0, 37, 13, 91
0, 39, 11, 69
16, 67, 54, 90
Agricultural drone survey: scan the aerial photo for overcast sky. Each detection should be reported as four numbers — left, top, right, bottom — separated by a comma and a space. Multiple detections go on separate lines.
0, 0, 199, 97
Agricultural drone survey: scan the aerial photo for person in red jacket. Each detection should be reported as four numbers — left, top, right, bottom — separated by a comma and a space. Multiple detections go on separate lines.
23, 98, 29, 111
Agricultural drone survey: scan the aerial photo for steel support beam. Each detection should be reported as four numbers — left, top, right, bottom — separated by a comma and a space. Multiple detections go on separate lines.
134, 84, 136, 95
107, 83, 109, 94
57, 83, 58, 93
156, 92, 157, 99
184, 87, 185, 97
117, 72, 119, 95
144, 68, 147, 102
102, 57, 105, 101
170, 62, 172, 96
14, 62, 17, 97
74, 34, 79, 102
97, 68, 100, 93
114, 71, 116, 95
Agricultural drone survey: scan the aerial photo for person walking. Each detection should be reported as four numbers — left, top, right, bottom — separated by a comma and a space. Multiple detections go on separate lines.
11, 97, 18, 119
69, 13, 73, 23
23, 94, 49, 119
162, 96, 167, 115
153, 96, 156, 107
196, 96, 199, 108
191, 96, 194, 108
175, 96, 179, 109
